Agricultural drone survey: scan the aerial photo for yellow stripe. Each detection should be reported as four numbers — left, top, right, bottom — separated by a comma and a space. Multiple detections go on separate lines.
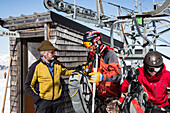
68, 90, 78, 97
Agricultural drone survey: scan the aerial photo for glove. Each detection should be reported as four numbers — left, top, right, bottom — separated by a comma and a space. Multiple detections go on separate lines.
75, 65, 82, 71
82, 62, 88, 70
126, 68, 139, 83
88, 72, 104, 83
75, 62, 88, 72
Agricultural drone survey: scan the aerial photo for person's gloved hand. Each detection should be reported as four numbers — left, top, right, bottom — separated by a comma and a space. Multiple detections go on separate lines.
75, 62, 88, 72
126, 68, 139, 83
75, 65, 82, 71
82, 62, 88, 70
88, 72, 103, 83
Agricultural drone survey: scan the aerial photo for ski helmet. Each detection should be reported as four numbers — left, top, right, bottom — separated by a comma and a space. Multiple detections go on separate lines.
83, 30, 102, 48
144, 51, 163, 72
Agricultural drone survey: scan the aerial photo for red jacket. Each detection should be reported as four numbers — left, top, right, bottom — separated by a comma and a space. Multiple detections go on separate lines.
121, 63, 170, 107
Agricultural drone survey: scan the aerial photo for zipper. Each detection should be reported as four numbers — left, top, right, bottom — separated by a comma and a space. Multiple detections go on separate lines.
154, 84, 156, 97
52, 77, 54, 100
46, 64, 55, 100
42, 59, 55, 100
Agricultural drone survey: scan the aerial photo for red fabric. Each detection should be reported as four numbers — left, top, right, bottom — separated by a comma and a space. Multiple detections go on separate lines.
121, 63, 170, 107
131, 99, 145, 113
118, 96, 125, 104
120, 79, 130, 93
96, 81, 120, 97
100, 60, 121, 81
87, 45, 113, 61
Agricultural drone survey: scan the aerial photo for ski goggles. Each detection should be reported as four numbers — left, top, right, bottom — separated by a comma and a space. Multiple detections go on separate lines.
147, 66, 162, 72
83, 41, 92, 48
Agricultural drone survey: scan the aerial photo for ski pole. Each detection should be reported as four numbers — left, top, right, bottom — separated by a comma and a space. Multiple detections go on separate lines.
92, 57, 98, 113
92, 45, 99, 113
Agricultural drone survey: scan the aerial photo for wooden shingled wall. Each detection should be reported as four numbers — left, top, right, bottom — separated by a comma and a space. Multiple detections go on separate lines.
50, 23, 88, 68
10, 37, 19, 113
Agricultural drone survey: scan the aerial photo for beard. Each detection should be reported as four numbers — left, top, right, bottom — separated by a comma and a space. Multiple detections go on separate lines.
46, 57, 54, 61
46, 53, 54, 61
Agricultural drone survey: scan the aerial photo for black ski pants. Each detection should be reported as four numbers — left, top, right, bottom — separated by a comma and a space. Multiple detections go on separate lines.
34, 97, 63, 113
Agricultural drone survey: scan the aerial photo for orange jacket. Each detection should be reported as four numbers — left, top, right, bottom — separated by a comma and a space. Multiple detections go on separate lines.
4, 72, 6, 76
87, 44, 122, 97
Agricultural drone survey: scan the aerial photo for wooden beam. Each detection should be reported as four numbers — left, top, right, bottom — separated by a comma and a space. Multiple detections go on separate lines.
99, 0, 104, 16
47, 23, 50, 40
96, 0, 100, 20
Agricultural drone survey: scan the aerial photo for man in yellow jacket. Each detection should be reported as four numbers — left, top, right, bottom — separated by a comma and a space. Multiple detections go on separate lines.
24, 40, 74, 113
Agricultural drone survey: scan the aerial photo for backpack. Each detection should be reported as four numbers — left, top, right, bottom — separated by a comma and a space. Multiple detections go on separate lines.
119, 76, 148, 113
68, 71, 93, 113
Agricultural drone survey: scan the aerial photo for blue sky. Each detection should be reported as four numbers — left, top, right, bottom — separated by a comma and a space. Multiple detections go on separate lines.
0, 0, 169, 55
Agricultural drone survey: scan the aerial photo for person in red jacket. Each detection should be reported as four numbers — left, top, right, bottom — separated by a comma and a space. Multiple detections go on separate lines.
83, 30, 122, 113
4, 72, 6, 79
120, 51, 170, 113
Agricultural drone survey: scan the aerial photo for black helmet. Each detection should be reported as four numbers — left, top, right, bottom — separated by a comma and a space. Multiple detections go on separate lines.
144, 51, 163, 67
83, 30, 102, 48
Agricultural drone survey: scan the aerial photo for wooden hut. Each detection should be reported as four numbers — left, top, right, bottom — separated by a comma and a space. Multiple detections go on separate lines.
1, 11, 123, 113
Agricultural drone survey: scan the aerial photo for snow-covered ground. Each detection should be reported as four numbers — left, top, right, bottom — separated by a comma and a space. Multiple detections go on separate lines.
0, 69, 10, 113
0, 54, 10, 113
0, 54, 10, 67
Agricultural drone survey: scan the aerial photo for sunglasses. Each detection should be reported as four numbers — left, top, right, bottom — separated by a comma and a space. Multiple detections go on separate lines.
48, 51, 55, 54
83, 41, 92, 48
147, 66, 162, 72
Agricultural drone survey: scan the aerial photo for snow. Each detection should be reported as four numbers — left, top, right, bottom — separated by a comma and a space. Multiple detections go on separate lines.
0, 54, 10, 113
0, 69, 10, 113
0, 54, 10, 66
163, 58, 170, 71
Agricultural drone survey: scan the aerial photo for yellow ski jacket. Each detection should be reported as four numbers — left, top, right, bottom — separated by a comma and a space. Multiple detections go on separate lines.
24, 58, 74, 104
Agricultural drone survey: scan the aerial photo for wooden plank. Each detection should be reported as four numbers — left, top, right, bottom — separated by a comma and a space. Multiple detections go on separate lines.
55, 51, 88, 56
10, 86, 17, 91
56, 31, 82, 44
10, 75, 17, 82
54, 39, 81, 45
10, 95, 17, 101
10, 90, 18, 96
10, 51, 17, 56
10, 100, 17, 107
16, 40, 21, 113
57, 56, 87, 62
10, 40, 17, 45
20, 30, 44, 36
61, 62, 86, 68
11, 60, 17, 66
11, 81, 17, 86
10, 37, 17, 41
56, 28, 83, 40
10, 67, 18, 71
55, 45, 87, 51
11, 70, 18, 75
10, 106, 17, 113
11, 56, 17, 61
3, 14, 51, 28
10, 45, 17, 51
